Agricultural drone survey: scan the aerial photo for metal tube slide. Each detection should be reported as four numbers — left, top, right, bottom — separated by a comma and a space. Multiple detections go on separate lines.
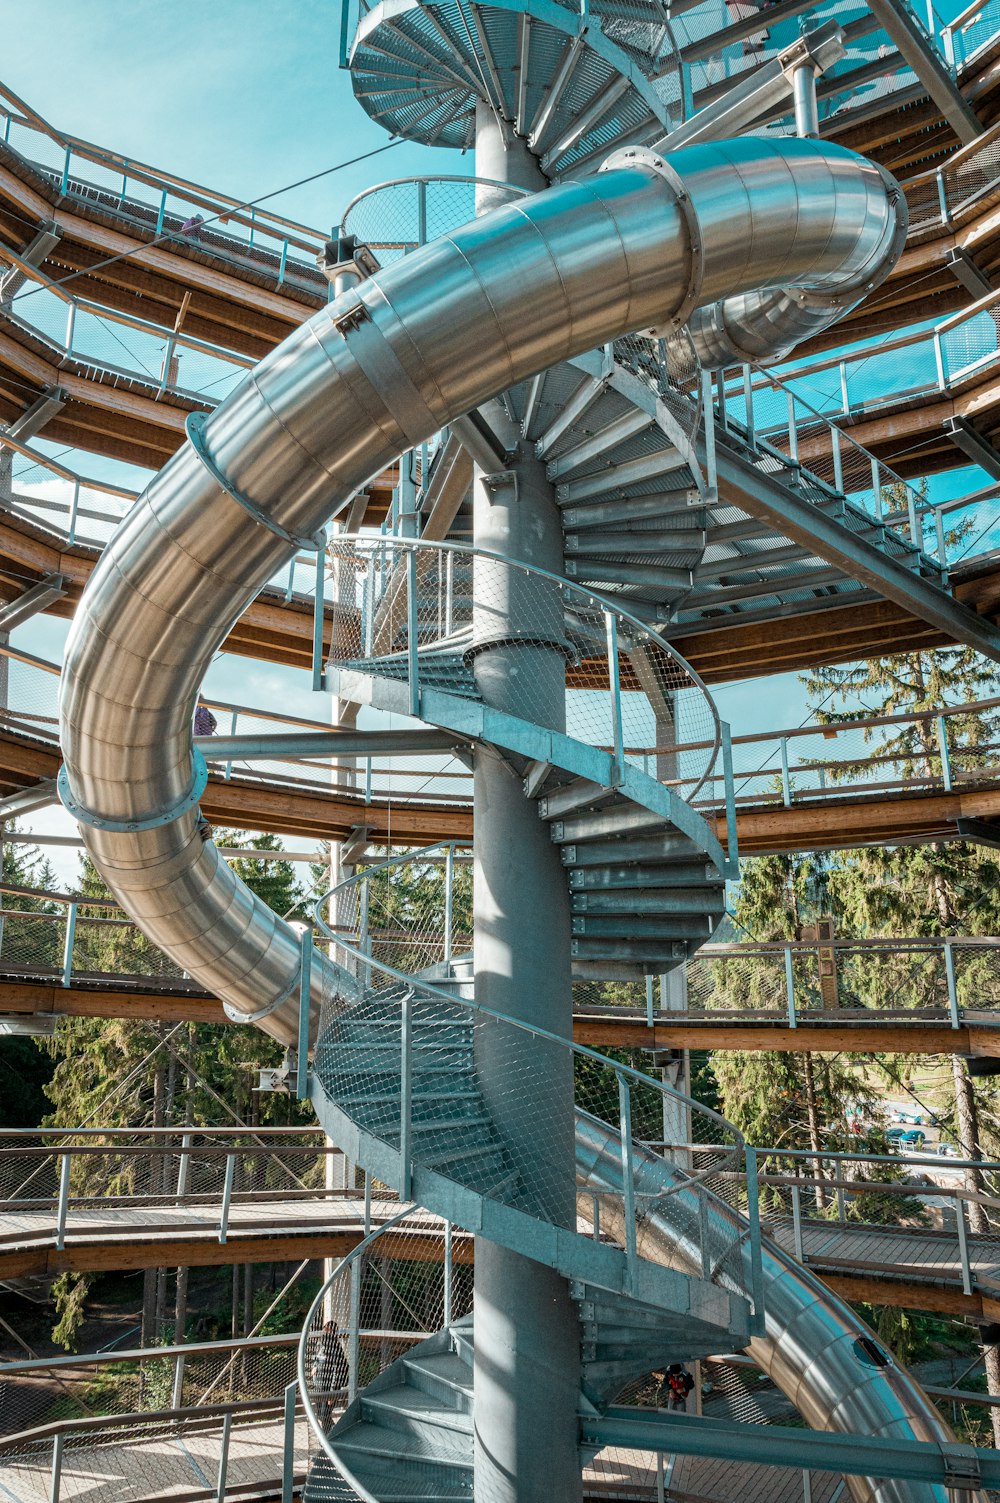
60, 135, 903, 1043
58, 136, 928, 1488
575, 1115, 981, 1503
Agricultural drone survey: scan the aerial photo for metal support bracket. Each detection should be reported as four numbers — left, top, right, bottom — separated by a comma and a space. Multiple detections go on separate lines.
58, 750, 209, 834
186, 412, 327, 552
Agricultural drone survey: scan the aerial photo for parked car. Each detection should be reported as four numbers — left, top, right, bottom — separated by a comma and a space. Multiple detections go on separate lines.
887, 1127, 927, 1150
935, 1141, 961, 1159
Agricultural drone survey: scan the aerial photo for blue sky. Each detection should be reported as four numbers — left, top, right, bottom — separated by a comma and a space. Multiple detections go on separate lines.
0, 0, 462, 233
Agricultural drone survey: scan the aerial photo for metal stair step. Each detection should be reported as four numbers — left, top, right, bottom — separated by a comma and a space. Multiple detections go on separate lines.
536, 778, 622, 820
571, 935, 712, 962
556, 448, 687, 503
559, 831, 700, 868
570, 887, 723, 916
333, 1421, 473, 1473
566, 862, 716, 889
559, 490, 701, 528
402, 1351, 474, 1411
571, 912, 716, 938
564, 528, 705, 556
550, 805, 666, 843
361, 1388, 474, 1460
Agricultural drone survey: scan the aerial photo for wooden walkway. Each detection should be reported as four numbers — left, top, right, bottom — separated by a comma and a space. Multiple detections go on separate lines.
0, 1415, 310, 1503
0, 1196, 411, 1278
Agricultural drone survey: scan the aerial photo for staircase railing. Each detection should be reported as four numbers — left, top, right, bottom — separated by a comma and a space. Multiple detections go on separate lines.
297, 1206, 469, 1501
328, 534, 724, 804
311, 886, 760, 1296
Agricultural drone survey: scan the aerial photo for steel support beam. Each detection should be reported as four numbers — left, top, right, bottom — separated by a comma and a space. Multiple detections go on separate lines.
944, 416, 1000, 480
419, 431, 473, 541
658, 22, 845, 150
0, 779, 59, 819
945, 246, 993, 300
196, 728, 470, 761
6, 390, 66, 444
582, 1408, 994, 1490
955, 817, 1000, 849
0, 574, 66, 633
710, 441, 1000, 661
451, 408, 511, 475
863, 0, 982, 144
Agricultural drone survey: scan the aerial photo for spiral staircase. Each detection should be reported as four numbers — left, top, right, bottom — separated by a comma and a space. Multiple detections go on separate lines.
293, 540, 760, 1500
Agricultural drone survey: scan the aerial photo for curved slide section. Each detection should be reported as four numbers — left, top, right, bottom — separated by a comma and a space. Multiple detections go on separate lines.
577, 1117, 980, 1503
54, 134, 953, 1498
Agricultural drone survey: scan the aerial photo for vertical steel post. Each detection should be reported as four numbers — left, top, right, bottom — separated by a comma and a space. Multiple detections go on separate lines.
49, 1433, 63, 1503
701, 369, 718, 499
791, 1182, 805, 1262
871, 457, 882, 516
60, 146, 71, 196
618, 1076, 637, 1287
172, 1347, 186, 1410
277, 239, 288, 287
785, 947, 797, 1029
176, 1132, 193, 1201
936, 714, 953, 791
944, 939, 961, 1029
61, 901, 76, 987
364, 1169, 372, 1235
786, 390, 799, 464
831, 427, 844, 496
744, 1146, 765, 1331
218, 1152, 235, 1244
721, 721, 738, 874
956, 1195, 973, 1296
417, 179, 428, 247
646, 974, 655, 1030
444, 844, 455, 966
64, 302, 76, 357
933, 330, 946, 391
656, 1451, 665, 1503
312, 546, 326, 692
400, 988, 413, 1200
155, 189, 167, 236
297, 925, 313, 1100
406, 549, 420, 717
935, 506, 949, 578
224, 709, 238, 781
55, 1152, 71, 1251
282, 1382, 297, 1503
348, 1257, 361, 1403
215, 1412, 233, 1503
67, 482, 80, 547
839, 361, 849, 415
606, 611, 624, 786
780, 738, 792, 807
444, 1220, 454, 1327
742, 365, 755, 450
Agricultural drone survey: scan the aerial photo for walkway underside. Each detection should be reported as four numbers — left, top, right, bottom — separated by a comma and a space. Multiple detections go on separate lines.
3, 1198, 994, 1323
2, 976, 997, 1059
2, 723, 997, 849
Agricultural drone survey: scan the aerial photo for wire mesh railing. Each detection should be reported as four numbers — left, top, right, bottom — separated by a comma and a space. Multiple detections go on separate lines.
0, 1128, 348, 1249
0, 82, 326, 295
327, 535, 721, 799
694, 694, 1000, 810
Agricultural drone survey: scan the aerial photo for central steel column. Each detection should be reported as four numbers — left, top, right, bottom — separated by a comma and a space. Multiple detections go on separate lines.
471, 105, 582, 1503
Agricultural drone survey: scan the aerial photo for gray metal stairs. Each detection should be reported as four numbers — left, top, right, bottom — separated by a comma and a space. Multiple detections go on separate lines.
309, 604, 749, 1497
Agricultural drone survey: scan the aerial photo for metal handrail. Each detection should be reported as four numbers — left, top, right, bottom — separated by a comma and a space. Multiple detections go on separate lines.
334, 533, 723, 799
312, 883, 747, 1186
296, 1204, 416, 1503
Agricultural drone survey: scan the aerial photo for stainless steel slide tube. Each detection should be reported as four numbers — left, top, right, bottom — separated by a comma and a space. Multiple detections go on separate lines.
61, 137, 906, 1047
576, 1115, 981, 1503
58, 138, 923, 1489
